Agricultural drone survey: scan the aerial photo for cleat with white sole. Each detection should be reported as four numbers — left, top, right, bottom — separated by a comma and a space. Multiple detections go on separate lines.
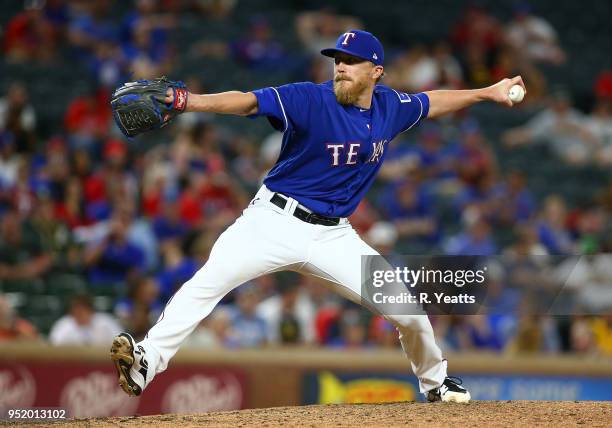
426, 376, 471, 403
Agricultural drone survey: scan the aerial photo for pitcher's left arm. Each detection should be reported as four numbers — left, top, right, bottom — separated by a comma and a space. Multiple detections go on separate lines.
424, 76, 526, 119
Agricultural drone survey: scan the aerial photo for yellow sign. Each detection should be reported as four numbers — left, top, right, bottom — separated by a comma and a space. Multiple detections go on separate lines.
318, 371, 416, 404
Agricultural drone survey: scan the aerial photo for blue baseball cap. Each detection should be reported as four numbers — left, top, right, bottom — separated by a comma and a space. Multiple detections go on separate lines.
321, 30, 384, 66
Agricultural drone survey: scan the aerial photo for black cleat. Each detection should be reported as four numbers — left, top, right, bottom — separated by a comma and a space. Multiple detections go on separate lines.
426, 376, 471, 403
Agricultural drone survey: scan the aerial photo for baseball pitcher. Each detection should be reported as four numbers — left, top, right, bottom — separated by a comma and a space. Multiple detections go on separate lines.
110, 30, 526, 403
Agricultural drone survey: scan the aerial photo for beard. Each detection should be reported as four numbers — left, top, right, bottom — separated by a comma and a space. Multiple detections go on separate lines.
333, 77, 368, 106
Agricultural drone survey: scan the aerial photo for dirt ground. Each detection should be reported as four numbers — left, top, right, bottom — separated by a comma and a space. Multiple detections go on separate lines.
4, 401, 610, 427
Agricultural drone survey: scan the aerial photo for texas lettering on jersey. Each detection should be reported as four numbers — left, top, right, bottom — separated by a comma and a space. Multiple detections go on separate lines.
252, 81, 428, 217
326, 139, 388, 166
368, 139, 388, 163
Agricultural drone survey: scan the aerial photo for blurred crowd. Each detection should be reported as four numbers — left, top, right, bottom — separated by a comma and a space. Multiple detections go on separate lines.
1, 1, 611, 356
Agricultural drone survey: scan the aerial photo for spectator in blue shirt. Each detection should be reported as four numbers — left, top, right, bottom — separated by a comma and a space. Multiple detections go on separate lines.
226, 284, 267, 348
153, 198, 190, 243
230, 16, 289, 71
381, 124, 458, 186
156, 241, 199, 301
412, 124, 459, 181
84, 214, 145, 284
120, 0, 174, 51
68, 1, 117, 60
496, 171, 536, 225
120, 22, 171, 75
382, 179, 439, 244
327, 309, 371, 349
445, 216, 498, 256
536, 195, 574, 254
464, 315, 506, 351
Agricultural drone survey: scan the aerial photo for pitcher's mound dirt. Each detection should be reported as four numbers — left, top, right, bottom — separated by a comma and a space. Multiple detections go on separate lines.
7, 401, 611, 427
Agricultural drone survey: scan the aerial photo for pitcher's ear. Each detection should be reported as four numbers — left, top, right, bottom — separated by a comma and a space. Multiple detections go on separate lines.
373, 66, 385, 82
373, 65, 384, 78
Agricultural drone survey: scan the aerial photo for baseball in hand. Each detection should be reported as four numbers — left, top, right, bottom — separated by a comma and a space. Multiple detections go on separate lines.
508, 84, 525, 103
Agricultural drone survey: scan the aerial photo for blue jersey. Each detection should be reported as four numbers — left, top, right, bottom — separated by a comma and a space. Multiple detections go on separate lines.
252, 81, 429, 217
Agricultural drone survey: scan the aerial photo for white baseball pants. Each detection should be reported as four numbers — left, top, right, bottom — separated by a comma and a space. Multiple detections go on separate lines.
139, 185, 447, 393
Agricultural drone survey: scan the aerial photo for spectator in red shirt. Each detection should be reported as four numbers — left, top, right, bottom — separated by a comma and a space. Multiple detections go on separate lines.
2, 3, 58, 63
456, 119, 497, 187
64, 88, 112, 147
55, 177, 89, 229
83, 139, 137, 222
179, 170, 245, 230
595, 70, 612, 101
450, 5, 501, 57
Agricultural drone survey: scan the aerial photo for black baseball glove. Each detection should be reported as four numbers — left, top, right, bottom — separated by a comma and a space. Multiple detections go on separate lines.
111, 77, 189, 138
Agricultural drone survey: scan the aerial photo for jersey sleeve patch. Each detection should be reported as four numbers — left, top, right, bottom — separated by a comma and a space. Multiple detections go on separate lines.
392, 89, 413, 104
390, 91, 430, 135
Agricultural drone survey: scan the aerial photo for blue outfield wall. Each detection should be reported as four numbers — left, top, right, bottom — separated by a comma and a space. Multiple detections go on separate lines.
303, 371, 612, 403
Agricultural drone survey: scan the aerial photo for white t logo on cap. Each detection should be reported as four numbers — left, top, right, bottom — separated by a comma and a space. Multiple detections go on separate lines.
341, 32, 356, 45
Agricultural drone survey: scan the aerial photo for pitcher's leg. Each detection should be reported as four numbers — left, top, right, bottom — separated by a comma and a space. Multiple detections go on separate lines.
386, 315, 446, 393
133, 204, 309, 389
142, 223, 263, 375
303, 226, 446, 393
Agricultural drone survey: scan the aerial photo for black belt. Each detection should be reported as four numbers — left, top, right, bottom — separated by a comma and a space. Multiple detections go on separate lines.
270, 193, 341, 226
